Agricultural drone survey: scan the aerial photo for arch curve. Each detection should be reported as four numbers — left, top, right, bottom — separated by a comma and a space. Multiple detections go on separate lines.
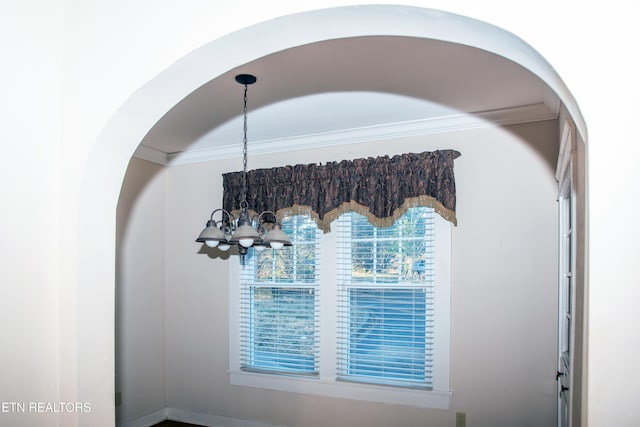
96, 4, 583, 174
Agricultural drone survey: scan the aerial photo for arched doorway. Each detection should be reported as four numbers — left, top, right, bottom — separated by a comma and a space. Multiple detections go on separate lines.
78, 5, 586, 425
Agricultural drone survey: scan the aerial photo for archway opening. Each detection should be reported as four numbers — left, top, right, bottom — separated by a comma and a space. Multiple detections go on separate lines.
78, 5, 587, 426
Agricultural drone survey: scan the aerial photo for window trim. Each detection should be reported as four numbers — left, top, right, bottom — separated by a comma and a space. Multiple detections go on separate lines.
335, 209, 438, 388
229, 214, 452, 409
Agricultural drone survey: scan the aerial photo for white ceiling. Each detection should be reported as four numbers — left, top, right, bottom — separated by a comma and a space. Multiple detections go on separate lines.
138, 36, 560, 165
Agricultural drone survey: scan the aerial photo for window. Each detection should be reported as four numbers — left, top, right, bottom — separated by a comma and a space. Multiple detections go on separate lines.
230, 207, 451, 408
237, 215, 321, 375
336, 207, 435, 388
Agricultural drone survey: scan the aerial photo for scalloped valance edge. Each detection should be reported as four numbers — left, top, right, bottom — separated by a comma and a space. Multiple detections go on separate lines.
229, 195, 456, 234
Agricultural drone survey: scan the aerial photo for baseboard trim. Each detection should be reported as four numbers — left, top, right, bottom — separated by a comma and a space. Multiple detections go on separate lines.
167, 407, 288, 427
118, 408, 168, 427
118, 407, 287, 427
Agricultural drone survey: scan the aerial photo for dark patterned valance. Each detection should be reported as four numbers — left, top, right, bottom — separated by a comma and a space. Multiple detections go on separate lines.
223, 150, 461, 232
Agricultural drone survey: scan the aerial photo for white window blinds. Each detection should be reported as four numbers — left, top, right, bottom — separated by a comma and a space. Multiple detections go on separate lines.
336, 207, 435, 388
239, 215, 321, 375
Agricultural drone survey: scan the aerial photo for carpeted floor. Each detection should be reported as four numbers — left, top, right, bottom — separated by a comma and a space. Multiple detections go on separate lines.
151, 421, 205, 427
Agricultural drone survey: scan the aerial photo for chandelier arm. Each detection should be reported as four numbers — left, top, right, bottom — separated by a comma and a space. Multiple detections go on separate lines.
209, 208, 234, 224
257, 210, 278, 224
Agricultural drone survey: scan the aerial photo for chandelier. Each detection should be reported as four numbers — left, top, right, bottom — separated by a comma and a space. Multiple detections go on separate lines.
196, 74, 292, 257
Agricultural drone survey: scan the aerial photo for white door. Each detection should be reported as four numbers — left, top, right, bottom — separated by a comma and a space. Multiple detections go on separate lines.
556, 121, 576, 427
557, 190, 574, 427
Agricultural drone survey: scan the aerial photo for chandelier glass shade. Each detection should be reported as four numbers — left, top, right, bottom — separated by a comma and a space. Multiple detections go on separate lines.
195, 74, 292, 256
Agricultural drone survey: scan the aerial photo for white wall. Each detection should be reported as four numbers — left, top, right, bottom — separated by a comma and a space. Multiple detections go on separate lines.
115, 158, 167, 424
158, 120, 559, 427
0, 2, 62, 427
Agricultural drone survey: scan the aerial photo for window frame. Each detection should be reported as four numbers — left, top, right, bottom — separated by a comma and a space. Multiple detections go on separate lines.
229, 212, 452, 409
237, 215, 322, 376
335, 208, 437, 388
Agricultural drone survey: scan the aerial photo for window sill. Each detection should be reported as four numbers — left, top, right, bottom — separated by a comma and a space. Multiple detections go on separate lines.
228, 370, 452, 409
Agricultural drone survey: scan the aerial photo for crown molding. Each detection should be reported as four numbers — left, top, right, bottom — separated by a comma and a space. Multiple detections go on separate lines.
134, 102, 558, 166
132, 144, 169, 166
